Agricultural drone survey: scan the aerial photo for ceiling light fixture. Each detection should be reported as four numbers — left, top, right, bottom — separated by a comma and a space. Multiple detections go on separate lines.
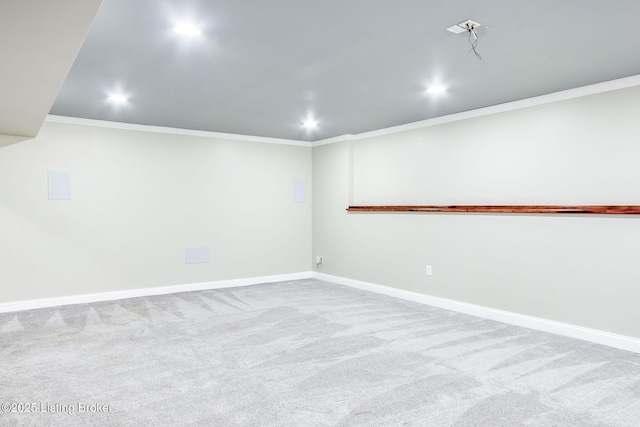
302, 119, 319, 129
426, 85, 446, 95
107, 94, 128, 103
173, 24, 202, 37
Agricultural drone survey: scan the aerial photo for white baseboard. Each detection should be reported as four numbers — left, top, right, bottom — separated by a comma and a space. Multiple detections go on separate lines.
313, 272, 640, 354
5, 271, 639, 353
0, 272, 313, 314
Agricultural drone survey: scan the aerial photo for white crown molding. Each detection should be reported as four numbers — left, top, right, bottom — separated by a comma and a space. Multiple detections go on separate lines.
311, 74, 640, 147
313, 272, 640, 354
0, 272, 313, 313
45, 115, 312, 147
46, 74, 640, 149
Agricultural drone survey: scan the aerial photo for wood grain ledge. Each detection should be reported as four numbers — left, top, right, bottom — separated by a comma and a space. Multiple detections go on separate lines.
347, 206, 640, 215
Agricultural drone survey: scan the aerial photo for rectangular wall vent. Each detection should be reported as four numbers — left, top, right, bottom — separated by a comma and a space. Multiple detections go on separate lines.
186, 247, 211, 264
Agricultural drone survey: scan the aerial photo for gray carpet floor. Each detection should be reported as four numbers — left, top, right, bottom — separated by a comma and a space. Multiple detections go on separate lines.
2, 279, 640, 426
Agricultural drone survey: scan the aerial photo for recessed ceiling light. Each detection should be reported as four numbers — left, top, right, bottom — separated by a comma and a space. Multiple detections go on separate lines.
426, 85, 446, 95
173, 24, 202, 37
302, 119, 319, 129
107, 94, 128, 103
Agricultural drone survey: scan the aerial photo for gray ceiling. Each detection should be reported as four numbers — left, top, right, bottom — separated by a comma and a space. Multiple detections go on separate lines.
49, 0, 640, 142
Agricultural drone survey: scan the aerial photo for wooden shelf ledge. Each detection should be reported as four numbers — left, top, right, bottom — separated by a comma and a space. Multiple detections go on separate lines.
347, 206, 640, 215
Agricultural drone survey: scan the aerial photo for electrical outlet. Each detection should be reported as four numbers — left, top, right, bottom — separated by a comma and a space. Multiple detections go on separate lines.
316, 255, 323, 264
426, 265, 433, 276
446, 19, 481, 34
458, 19, 481, 30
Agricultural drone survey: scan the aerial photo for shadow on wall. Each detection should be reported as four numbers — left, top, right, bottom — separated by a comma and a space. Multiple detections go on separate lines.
0, 135, 33, 149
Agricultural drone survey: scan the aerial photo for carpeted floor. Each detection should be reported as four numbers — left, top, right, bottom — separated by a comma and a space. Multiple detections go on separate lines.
2, 279, 640, 426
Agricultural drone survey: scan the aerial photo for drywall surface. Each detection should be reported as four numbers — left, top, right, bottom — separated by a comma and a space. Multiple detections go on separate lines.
313, 85, 640, 339
0, 0, 102, 139
0, 121, 311, 302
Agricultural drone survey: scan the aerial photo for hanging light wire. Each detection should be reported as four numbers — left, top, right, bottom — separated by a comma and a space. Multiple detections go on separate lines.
466, 24, 482, 60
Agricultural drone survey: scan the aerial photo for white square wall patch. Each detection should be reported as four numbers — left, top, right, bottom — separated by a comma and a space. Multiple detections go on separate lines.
186, 247, 211, 264
294, 181, 306, 203
48, 169, 71, 200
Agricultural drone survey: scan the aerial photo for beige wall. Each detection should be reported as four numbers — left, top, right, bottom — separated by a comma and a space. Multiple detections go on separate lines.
313, 85, 640, 339
0, 121, 312, 302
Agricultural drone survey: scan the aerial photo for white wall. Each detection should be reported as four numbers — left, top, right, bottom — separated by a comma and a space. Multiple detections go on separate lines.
3, 83, 640, 340
313, 85, 640, 339
0, 121, 311, 303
